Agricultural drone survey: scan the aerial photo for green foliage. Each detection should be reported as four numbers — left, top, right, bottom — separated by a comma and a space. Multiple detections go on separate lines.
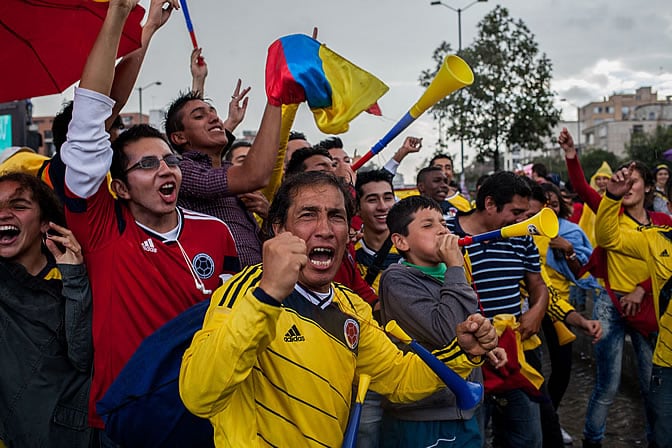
576, 148, 622, 183
421, 5, 561, 172
626, 126, 672, 168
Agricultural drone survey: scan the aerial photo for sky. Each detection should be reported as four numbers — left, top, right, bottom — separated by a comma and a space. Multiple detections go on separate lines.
31, 0, 672, 183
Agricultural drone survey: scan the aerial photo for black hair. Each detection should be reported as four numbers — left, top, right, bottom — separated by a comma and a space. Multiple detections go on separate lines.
225, 140, 252, 162
264, 171, 354, 239
0, 172, 65, 227
110, 124, 172, 182
51, 101, 74, 153
354, 169, 394, 204
288, 130, 308, 142
541, 182, 573, 219
316, 136, 344, 151
475, 171, 531, 211
475, 174, 491, 190
521, 175, 546, 205
531, 162, 548, 179
52, 102, 125, 154
285, 147, 333, 178
387, 195, 442, 238
429, 153, 453, 166
164, 90, 205, 153
416, 166, 443, 185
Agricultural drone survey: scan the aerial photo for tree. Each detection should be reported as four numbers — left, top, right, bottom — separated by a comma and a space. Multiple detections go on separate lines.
421, 6, 561, 172
627, 125, 672, 168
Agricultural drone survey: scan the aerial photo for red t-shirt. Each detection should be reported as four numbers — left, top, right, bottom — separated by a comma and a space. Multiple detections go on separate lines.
65, 184, 239, 427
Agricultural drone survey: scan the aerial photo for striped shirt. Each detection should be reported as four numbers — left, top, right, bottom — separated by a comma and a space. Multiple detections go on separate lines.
447, 214, 541, 318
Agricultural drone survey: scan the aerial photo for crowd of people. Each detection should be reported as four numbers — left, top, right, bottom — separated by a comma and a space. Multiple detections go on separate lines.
1, 1, 672, 447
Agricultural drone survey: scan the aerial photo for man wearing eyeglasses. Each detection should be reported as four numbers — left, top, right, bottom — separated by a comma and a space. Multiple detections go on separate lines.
48, 0, 240, 433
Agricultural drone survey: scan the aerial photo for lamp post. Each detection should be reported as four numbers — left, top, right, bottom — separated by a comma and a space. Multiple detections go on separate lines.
560, 98, 581, 150
430, 0, 487, 182
137, 81, 162, 124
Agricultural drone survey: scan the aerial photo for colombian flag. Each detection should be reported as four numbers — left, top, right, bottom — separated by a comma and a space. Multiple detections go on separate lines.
266, 34, 388, 134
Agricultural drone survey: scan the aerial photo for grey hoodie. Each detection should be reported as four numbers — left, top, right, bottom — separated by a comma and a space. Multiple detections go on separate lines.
379, 262, 483, 421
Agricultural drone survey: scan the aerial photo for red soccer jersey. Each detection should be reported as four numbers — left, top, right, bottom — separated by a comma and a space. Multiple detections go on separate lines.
64, 183, 239, 427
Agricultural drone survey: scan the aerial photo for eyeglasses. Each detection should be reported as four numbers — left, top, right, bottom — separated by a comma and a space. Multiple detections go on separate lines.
125, 154, 182, 173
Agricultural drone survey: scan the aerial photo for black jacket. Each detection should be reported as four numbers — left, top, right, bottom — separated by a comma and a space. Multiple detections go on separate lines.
0, 259, 93, 447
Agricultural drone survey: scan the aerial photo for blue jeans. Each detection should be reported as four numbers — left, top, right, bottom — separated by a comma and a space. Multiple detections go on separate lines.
357, 390, 383, 448
380, 413, 481, 447
484, 388, 542, 448
583, 288, 654, 443
650, 365, 672, 448
569, 285, 587, 308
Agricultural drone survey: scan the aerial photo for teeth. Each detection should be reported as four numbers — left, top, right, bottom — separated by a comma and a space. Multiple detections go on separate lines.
0, 225, 18, 231
312, 247, 332, 254
310, 259, 332, 267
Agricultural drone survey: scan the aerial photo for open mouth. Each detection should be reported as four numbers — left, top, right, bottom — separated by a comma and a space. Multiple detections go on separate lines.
0, 225, 20, 243
308, 247, 335, 268
208, 125, 224, 133
159, 182, 177, 200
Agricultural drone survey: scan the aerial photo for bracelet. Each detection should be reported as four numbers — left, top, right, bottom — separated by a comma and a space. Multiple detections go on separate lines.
565, 252, 577, 261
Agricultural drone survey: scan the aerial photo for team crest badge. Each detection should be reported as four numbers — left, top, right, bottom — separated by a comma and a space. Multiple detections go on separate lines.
527, 224, 540, 235
192, 253, 215, 279
343, 319, 360, 350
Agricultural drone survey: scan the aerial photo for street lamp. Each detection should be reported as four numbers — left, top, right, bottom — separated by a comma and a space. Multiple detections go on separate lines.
137, 81, 162, 124
430, 0, 487, 182
560, 98, 581, 150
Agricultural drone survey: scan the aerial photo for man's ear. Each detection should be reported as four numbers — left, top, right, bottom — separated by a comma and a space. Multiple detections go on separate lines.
416, 183, 426, 195
170, 131, 187, 147
390, 233, 408, 253
484, 196, 497, 213
272, 222, 284, 236
111, 179, 131, 200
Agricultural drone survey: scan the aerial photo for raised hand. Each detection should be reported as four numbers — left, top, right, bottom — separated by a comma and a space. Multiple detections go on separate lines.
258, 232, 307, 302
190, 48, 207, 96
558, 127, 577, 159
45, 223, 84, 265
607, 164, 635, 198
393, 136, 423, 163
144, 0, 179, 33
225, 79, 251, 132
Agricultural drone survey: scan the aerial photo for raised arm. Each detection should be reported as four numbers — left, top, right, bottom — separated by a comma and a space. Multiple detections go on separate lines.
225, 103, 281, 194
61, 0, 138, 199
106, 0, 178, 129
382, 136, 422, 177
190, 47, 207, 97
559, 128, 602, 212
80, 0, 137, 94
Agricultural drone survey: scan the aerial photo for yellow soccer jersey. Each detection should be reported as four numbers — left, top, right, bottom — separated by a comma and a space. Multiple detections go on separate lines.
180, 264, 482, 447
596, 195, 672, 367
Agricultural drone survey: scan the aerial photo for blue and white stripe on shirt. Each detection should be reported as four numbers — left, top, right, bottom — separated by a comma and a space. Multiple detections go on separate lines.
447, 215, 541, 318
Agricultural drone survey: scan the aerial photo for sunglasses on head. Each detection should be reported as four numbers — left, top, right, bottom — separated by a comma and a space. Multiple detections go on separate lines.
125, 154, 182, 173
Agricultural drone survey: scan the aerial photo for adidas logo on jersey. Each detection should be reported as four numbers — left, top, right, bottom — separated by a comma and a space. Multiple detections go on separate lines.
284, 324, 305, 342
141, 238, 157, 253
662, 249, 670, 257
